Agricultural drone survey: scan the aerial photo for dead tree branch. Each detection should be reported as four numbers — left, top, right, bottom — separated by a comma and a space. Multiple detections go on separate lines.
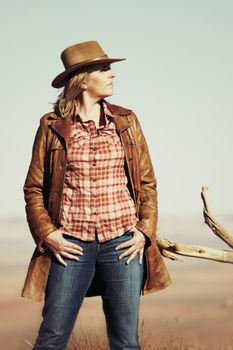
202, 186, 233, 248
155, 186, 233, 264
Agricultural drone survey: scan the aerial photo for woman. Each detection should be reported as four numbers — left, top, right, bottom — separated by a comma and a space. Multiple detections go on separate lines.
21, 40, 172, 350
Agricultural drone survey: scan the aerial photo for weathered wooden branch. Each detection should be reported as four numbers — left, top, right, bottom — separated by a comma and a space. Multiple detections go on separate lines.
202, 186, 233, 248
155, 186, 233, 264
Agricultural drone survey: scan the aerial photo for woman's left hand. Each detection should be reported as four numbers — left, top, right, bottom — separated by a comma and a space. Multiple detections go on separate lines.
115, 227, 146, 264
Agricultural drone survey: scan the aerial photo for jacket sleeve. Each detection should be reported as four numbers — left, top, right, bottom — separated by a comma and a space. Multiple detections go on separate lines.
131, 112, 158, 245
23, 116, 58, 252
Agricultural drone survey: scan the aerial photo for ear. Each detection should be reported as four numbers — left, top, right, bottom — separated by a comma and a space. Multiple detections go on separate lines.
81, 80, 87, 90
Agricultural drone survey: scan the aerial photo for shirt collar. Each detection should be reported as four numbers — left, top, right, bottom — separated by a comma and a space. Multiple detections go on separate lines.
73, 99, 113, 125
101, 99, 114, 119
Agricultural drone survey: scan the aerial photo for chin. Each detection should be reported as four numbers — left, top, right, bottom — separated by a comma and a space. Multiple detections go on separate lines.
101, 91, 113, 98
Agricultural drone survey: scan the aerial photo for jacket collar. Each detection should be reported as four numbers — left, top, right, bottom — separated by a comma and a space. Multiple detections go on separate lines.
49, 99, 132, 148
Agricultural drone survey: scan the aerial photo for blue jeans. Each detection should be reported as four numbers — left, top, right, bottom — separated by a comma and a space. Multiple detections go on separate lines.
33, 230, 144, 350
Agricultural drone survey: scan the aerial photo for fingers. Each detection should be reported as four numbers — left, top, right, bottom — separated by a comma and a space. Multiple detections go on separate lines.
125, 248, 144, 265
63, 250, 81, 260
117, 244, 137, 259
54, 253, 68, 267
64, 240, 84, 254
139, 249, 144, 264
115, 238, 134, 251
61, 240, 84, 261
53, 245, 83, 266
117, 244, 144, 264
126, 249, 139, 265
115, 231, 145, 252
115, 234, 145, 264
47, 237, 84, 266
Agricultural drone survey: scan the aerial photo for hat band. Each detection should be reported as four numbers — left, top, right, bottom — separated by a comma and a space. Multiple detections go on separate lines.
64, 54, 109, 69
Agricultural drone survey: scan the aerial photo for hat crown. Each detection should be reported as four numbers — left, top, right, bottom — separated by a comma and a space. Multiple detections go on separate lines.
61, 41, 108, 69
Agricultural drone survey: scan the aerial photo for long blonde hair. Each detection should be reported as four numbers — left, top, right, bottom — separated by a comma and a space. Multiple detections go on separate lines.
53, 68, 91, 119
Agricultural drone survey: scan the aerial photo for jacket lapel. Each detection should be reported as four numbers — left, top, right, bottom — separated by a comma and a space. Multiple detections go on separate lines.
50, 118, 72, 149
104, 100, 132, 134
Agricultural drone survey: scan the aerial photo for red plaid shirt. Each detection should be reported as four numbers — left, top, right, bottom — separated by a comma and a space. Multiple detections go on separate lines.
59, 101, 139, 242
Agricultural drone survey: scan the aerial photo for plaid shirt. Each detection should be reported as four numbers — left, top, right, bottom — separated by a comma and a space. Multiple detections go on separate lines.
59, 101, 139, 242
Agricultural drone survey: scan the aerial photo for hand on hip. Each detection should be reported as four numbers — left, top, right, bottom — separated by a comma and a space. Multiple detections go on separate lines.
115, 228, 146, 265
43, 229, 83, 267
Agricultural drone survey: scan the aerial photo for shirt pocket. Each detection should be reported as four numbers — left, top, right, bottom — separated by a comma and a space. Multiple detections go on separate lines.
105, 134, 121, 145
69, 134, 90, 149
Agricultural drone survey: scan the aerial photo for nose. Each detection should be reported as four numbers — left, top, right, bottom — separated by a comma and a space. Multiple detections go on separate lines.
109, 67, 115, 79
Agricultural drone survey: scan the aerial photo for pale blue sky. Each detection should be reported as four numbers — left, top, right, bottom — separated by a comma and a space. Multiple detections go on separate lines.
1, 0, 233, 217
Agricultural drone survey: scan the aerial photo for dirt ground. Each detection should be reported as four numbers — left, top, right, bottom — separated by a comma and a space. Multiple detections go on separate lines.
0, 262, 233, 350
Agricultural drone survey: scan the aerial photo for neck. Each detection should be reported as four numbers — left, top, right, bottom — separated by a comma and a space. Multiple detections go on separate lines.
76, 95, 104, 121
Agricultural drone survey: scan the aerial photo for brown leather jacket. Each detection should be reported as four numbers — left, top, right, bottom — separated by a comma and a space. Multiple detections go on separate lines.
21, 100, 171, 302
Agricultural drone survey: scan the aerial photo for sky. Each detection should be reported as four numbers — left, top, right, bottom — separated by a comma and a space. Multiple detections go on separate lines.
1, 0, 233, 217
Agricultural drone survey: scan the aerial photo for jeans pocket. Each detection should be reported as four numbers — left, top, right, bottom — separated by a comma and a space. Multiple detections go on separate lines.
63, 233, 77, 241
123, 230, 134, 236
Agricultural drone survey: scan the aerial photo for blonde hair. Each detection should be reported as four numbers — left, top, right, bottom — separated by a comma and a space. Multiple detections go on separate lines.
53, 68, 91, 119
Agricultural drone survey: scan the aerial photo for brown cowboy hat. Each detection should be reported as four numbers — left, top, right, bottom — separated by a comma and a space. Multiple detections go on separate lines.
51, 40, 126, 88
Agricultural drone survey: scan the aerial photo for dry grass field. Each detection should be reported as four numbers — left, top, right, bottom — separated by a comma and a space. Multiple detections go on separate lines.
0, 216, 233, 350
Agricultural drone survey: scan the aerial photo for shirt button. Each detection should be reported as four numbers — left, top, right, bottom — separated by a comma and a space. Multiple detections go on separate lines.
92, 178, 96, 182
92, 162, 96, 166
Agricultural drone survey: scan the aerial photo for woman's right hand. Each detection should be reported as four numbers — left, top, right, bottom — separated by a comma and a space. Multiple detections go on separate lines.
43, 229, 83, 267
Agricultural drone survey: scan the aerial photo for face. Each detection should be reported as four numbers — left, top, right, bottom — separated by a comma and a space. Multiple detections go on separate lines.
82, 63, 116, 99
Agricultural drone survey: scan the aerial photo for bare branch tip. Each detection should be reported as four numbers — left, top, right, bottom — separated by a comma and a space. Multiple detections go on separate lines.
202, 186, 209, 193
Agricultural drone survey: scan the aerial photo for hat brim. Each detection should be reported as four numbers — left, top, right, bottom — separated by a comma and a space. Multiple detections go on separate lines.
51, 57, 126, 88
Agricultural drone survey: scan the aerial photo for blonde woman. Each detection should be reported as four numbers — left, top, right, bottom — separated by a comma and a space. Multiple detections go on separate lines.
22, 40, 171, 350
